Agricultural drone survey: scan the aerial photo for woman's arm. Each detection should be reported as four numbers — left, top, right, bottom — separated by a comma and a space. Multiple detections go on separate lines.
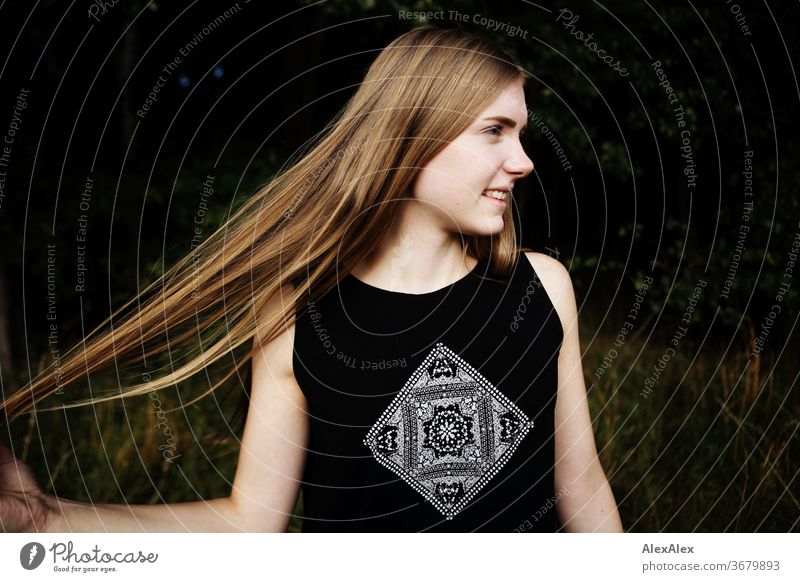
1, 437, 243, 532
525, 252, 624, 533
2, 283, 308, 533
41, 497, 244, 533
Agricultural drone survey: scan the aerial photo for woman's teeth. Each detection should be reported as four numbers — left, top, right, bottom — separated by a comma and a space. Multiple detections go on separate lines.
483, 190, 509, 200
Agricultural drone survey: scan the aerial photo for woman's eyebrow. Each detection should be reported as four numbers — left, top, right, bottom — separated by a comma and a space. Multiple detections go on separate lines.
482, 115, 528, 132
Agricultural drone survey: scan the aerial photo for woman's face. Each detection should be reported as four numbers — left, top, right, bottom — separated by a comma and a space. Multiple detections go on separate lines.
411, 79, 534, 237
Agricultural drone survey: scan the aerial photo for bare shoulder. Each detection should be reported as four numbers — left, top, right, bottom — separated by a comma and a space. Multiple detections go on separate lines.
523, 251, 577, 334
252, 281, 298, 381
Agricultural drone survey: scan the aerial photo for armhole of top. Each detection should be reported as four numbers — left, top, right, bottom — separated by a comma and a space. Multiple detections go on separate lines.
290, 283, 311, 400
522, 251, 566, 349
289, 311, 299, 389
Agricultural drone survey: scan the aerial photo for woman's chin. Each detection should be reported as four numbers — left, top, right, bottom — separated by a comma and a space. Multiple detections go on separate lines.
469, 217, 506, 237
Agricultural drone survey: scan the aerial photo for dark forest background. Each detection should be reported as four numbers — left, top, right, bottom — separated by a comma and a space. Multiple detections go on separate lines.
0, 0, 797, 532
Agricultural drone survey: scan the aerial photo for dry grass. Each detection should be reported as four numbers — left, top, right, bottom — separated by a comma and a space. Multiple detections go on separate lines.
586, 320, 798, 532
8, 324, 797, 532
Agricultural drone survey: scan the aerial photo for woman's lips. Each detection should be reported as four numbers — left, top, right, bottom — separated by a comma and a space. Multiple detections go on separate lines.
482, 189, 509, 205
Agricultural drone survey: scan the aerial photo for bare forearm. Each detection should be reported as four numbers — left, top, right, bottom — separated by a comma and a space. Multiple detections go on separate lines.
557, 468, 624, 532
43, 496, 250, 533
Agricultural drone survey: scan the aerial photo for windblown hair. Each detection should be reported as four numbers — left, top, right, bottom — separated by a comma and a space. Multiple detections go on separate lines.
1, 26, 533, 424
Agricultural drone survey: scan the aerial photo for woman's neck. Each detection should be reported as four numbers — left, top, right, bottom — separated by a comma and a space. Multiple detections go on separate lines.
349, 241, 477, 295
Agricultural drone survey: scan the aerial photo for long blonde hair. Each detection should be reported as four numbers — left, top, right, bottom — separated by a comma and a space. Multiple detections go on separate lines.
1, 26, 532, 424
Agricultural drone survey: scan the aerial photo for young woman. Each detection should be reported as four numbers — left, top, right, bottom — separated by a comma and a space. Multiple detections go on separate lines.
0, 26, 623, 533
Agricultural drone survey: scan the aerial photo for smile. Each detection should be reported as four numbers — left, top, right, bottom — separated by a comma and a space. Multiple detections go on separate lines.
482, 189, 509, 203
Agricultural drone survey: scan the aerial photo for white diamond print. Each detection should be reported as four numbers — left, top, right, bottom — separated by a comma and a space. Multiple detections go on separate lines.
362, 342, 534, 520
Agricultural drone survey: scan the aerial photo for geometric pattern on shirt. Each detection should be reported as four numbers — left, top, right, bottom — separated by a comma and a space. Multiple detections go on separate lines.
363, 341, 534, 520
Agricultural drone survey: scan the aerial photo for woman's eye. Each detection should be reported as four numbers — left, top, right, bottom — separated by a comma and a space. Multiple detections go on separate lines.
485, 124, 504, 136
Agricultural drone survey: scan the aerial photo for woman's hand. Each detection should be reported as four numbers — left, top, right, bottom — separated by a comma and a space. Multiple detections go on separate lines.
0, 441, 55, 532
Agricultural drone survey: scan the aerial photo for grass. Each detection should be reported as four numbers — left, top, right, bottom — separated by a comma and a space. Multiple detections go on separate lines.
6, 322, 797, 532
585, 315, 798, 532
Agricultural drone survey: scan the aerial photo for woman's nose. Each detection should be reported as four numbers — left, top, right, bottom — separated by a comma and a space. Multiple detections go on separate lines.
505, 145, 534, 176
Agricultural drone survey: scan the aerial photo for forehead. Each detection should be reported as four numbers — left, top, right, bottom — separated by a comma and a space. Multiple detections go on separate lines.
474, 81, 528, 123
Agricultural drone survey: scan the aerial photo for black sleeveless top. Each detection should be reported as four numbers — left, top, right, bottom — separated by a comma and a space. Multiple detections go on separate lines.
292, 251, 564, 532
